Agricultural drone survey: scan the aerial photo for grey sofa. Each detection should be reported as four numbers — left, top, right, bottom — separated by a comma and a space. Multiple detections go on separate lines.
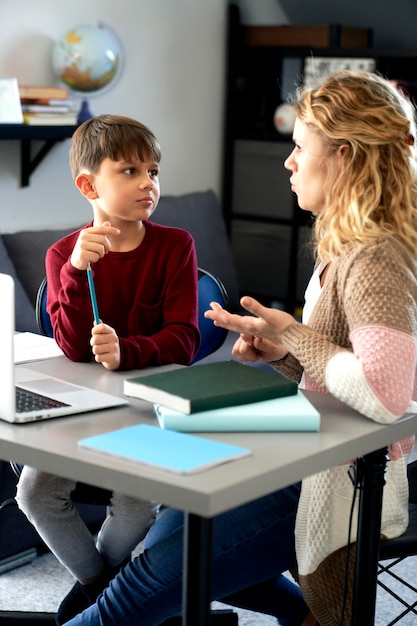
0, 189, 241, 569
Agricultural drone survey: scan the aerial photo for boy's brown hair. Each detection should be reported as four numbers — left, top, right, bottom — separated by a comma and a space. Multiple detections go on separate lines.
69, 114, 161, 179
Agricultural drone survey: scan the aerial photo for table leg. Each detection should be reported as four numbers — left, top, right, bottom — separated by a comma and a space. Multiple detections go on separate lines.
352, 447, 388, 625
182, 513, 213, 626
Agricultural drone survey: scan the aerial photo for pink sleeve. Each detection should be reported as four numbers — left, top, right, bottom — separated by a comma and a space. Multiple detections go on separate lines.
350, 325, 417, 416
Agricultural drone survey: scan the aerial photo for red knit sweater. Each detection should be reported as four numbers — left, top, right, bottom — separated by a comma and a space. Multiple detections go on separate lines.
45, 220, 200, 370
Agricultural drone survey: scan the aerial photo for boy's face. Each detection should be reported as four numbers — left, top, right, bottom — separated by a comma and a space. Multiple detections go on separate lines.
85, 155, 161, 225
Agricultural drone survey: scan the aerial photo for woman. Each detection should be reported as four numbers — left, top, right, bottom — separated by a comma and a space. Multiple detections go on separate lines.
206, 70, 417, 625
67, 71, 417, 626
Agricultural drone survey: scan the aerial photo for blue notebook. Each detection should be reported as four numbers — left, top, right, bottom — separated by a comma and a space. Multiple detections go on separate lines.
78, 423, 251, 475
155, 391, 320, 432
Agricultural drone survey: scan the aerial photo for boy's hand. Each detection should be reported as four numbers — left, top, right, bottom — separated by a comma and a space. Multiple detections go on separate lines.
71, 221, 120, 271
90, 322, 121, 370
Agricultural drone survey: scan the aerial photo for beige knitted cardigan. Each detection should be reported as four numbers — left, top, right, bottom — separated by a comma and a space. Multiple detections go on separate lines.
270, 237, 417, 626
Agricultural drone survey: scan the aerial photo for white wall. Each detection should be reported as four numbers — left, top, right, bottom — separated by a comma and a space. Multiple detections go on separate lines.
0, 0, 228, 232
235, 0, 288, 24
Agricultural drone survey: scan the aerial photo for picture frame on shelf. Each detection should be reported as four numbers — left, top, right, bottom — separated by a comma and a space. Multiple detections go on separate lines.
303, 57, 376, 90
0, 77, 23, 124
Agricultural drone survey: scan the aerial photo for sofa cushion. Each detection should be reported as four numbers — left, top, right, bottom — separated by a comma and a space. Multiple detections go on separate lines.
3, 227, 75, 307
0, 236, 38, 332
151, 191, 239, 310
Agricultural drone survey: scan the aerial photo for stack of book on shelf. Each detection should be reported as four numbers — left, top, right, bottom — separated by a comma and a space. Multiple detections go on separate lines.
19, 85, 79, 126
124, 360, 321, 432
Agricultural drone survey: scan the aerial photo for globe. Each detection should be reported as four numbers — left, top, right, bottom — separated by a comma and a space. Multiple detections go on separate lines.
52, 24, 123, 123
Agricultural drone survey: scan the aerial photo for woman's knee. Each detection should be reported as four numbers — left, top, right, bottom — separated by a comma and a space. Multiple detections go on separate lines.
145, 509, 184, 549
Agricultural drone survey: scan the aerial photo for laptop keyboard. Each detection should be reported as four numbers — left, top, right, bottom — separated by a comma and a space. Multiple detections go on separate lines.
16, 387, 70, 413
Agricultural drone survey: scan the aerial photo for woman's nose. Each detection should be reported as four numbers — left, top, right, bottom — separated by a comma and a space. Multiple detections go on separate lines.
284, 153, 294, 171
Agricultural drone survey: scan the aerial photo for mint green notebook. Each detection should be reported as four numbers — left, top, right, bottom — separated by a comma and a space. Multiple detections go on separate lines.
155, 391, 320, 432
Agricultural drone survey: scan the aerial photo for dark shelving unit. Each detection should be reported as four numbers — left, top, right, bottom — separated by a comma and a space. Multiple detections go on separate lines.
222, 3, 417, 312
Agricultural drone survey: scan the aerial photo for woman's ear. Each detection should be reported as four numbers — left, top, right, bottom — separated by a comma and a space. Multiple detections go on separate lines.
338, 143, 350, 157
75, 172, 98, 199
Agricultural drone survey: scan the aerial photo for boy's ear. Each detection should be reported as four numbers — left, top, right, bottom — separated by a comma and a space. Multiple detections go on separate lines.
75, 172, 98, 199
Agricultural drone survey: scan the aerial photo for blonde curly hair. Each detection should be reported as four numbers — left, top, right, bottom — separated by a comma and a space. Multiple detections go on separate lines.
294, 70, 417, 261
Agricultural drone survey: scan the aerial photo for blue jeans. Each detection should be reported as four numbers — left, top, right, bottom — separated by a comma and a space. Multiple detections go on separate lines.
67, 484, 308, 626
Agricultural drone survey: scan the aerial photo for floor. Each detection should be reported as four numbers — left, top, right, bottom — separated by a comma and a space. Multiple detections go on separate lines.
2, 447, 416, 622
0, 550, 416, 624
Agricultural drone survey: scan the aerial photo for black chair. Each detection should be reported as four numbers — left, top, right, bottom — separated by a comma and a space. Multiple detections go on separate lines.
377, 458, 417, 625
35, 276, 53, 338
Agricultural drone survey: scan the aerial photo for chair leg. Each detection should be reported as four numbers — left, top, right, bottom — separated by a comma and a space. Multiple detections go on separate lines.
160, 609, 239, 625
0, 611, 57, 625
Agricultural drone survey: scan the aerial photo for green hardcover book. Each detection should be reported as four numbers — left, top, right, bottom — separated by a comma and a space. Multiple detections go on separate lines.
123, 360, 297, 414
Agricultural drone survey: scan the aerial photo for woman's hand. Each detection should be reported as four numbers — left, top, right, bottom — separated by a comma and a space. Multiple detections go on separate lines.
205, 296, 296, 359
231, 333, 289, 363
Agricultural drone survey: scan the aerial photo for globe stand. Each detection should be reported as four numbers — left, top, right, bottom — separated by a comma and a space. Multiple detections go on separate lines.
77, 99, 94, 124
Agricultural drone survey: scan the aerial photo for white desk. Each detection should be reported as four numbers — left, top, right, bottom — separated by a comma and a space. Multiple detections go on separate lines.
2, 357, 417, 625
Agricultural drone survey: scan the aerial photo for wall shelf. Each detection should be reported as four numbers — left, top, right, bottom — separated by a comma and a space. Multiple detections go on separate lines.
0, 124, 77, 187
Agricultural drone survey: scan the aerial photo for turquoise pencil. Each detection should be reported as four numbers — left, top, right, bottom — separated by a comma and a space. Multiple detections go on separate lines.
87, 263, 100, 325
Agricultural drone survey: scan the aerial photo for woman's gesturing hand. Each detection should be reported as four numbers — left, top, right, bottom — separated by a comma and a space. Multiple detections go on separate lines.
204, 296, 296, 362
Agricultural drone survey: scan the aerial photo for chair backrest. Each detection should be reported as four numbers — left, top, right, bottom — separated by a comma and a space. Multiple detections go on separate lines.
192, 267, 228, 363
35, 268, 228, 363
408, 458, 417, 504
35, 276, 53, 338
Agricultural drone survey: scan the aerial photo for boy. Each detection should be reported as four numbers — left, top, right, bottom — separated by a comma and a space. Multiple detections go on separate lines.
47, 114, 199, 369
16, 114, 200, 625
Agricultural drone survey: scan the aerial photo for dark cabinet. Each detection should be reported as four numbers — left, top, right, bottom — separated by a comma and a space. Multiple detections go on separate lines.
230, 139, 313, 310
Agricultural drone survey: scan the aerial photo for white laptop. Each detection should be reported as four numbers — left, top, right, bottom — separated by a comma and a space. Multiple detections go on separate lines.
0, 273, 128, 423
